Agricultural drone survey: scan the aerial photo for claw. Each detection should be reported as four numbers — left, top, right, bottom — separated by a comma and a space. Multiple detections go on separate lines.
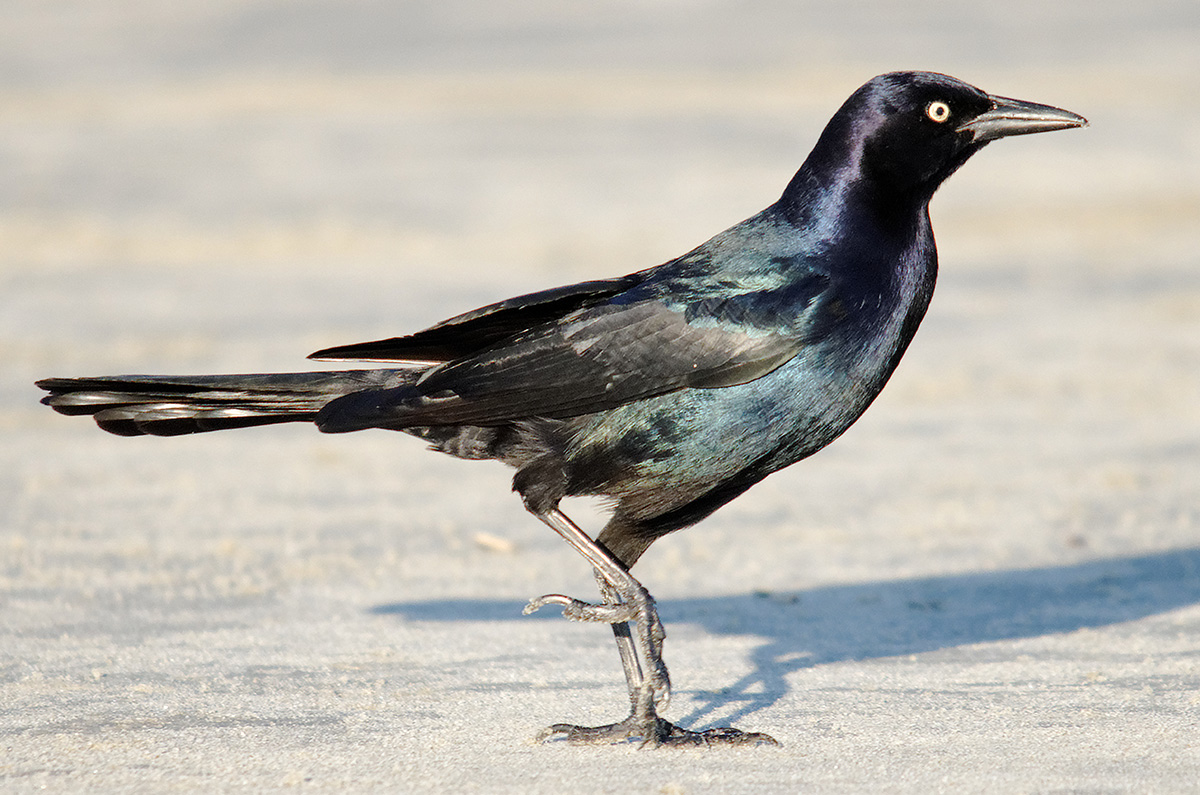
522, 593, 570, 615
524, 593, 637, 623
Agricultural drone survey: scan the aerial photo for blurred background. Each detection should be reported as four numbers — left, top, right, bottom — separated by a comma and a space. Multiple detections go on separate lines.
1, 1, 1198, 789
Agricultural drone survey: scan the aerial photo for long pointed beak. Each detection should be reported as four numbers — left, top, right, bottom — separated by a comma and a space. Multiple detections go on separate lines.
958, 94, 1088, 143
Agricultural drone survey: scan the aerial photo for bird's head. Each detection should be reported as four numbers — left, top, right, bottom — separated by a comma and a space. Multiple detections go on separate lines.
795, 71, 1087, 207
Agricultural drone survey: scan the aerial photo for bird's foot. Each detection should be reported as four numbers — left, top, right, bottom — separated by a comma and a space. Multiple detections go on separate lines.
523, 593, 636, 624
537, 714, 778, 748
524, 588, 670, 709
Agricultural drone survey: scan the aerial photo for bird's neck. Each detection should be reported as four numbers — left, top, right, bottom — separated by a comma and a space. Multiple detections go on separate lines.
778, 159, 931, 239
778, 160, 939, 368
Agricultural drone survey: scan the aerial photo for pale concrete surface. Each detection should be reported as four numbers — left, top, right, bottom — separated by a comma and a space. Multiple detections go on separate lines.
2, 2, 1199, 792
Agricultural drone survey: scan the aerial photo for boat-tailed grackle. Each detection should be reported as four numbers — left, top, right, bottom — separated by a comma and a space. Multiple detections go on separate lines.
38, 71, 1086, 747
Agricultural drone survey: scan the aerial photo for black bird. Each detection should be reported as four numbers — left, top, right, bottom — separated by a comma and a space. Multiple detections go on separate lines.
37, 72, 1086, 747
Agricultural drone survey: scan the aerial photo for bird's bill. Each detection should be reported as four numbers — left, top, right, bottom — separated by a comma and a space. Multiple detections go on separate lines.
957, 95, 1088, 142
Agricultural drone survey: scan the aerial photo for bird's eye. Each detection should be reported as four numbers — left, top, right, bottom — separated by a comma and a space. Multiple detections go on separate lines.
926, 101, 951, 123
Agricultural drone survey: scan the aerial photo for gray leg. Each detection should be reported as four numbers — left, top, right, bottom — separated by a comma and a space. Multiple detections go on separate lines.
595, 573, 653, 714
523, 509, 668, 743
523, 508, 778, 748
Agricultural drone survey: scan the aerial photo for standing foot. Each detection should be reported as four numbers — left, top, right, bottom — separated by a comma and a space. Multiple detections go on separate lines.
537, 714, 779, 748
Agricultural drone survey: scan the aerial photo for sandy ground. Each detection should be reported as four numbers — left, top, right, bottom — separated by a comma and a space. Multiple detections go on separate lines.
2, 1, 1199, 792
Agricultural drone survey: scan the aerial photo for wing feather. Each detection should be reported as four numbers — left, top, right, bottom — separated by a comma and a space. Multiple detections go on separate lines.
317, 299, 811, 431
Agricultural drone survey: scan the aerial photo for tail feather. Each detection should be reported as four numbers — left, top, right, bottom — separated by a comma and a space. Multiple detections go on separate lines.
36, 369, 421, 437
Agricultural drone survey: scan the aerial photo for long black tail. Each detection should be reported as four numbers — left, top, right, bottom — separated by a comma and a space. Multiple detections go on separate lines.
36, 369, 421, 437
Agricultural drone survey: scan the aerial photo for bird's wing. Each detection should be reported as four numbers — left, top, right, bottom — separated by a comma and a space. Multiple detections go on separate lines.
308, 276, 643, 363
317, 273, 832, 430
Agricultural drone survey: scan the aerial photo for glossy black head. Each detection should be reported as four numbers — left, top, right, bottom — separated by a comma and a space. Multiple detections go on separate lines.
789, 71, 1087, 207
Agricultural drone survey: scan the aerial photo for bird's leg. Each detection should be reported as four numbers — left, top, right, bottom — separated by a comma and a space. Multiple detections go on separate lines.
523, 508, 777, 747
592, 572, 674, 727
595, 573, 649, 713
522, 509, 667, 740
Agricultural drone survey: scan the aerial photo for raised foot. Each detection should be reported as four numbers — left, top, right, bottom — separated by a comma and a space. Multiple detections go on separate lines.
523, 590, 671, 710
523, 593, 636, 624
536, 715, 779, 748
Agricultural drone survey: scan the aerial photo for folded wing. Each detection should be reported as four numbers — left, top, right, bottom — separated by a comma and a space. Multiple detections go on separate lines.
316, 289, 824, 432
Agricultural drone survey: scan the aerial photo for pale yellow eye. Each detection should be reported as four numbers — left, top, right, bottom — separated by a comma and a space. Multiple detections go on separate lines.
926, 101, 951, 123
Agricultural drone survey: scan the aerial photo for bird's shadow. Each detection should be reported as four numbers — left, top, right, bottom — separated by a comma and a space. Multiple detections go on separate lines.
371, 548, 1200, 730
